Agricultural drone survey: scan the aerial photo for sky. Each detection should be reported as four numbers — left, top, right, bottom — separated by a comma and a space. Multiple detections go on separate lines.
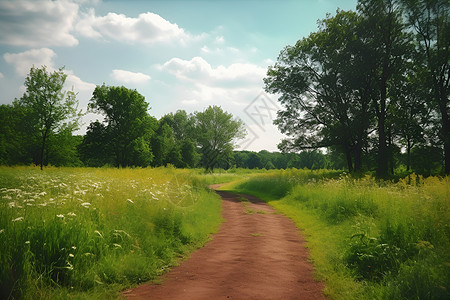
0, 0, 357, 152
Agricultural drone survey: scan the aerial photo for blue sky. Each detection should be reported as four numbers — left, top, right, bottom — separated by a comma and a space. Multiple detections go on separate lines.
0, 0, 357, 151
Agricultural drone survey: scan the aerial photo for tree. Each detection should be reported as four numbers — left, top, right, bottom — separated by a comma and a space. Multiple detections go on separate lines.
87, 84, 155, 167
15, 66, 81, 170
194, 106, 245, 171
0, 104, 31, 165
401, 0, 449, 174
265, 10, 372, 173
357, 0, 411, 177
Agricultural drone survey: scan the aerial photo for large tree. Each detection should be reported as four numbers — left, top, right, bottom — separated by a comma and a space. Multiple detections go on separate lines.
265, 10, 373, 173
194, 106, 245, 171
15, 66, 81, 170
357, 0, 411, 178
402, 0, 449, 174
86, 85, 155, 167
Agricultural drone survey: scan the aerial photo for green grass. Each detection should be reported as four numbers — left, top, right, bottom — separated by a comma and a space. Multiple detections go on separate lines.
0, 166, 222, 299
230, 169, 450, 299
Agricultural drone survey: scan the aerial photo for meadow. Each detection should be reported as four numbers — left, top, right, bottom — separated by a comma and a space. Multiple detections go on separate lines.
225, 169, 449, 299
0, 166, 222, 299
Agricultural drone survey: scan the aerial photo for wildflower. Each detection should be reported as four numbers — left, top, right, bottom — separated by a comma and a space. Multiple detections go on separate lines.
71, 246, 77, 250
25, 241, 30, 244
39, 192, 47, 197
56, 214, 65, 219
113, 243, 122, 248
127, 199, 134, 204
8, 202, 15, 208
68, 253, 74, 258
67, 212, 76, 217
65, 261, 74, 271
81, 202, 91, 208
12, 217, 24, 222
0, 229, 4, 234
2, 195, 12, 200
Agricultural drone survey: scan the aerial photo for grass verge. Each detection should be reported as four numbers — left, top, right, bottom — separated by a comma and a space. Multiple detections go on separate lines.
229, 169, 450, 299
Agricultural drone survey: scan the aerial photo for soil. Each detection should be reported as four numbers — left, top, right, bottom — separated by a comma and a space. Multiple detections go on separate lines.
122, 185, 325, 299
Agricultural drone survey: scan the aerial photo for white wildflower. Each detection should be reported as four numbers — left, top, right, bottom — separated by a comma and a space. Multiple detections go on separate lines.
67, 212, 76, 217
0, 229, 4, 234
81, 202, 91, 208
12, 217, 24, 222
68, 253, 74, 258
39, 192, 47, 196
25, 240, 30, 244
113, 243, 122, 248
127, 199, 134, 204
8, 202, 15, 208
2, 195, 12, 200
71, 246, 77, 250
56, 214, 65, 219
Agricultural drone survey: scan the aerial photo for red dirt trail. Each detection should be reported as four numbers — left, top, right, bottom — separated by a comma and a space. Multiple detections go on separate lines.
122, 185, 325, 300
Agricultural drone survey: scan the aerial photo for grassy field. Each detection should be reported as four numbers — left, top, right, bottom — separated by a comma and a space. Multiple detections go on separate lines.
0, 166, 222, 299
225, 169, 449, 299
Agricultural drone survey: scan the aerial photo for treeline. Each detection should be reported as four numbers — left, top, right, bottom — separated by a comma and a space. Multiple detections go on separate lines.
0, 67, 245, 171
265, 0, 449, 177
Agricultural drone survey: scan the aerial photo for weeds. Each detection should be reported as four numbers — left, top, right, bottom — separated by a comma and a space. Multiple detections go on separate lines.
0, 166, 222, 299
233, 169, 450, 299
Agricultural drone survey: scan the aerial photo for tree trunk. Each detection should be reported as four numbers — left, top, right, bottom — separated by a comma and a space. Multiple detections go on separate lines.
406, 138, 411, 172
354, 142, 362, 172
39, 130, 48, 171
344, 144, 353, 173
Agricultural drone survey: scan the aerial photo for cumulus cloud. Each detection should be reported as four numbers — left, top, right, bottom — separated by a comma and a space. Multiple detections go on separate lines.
161, 56, 265, 87
3, 48, 57, 76
76, 10, 197, 44
111, 69, 151, 84
0, 0, 79, 47
3, 48, 95, 106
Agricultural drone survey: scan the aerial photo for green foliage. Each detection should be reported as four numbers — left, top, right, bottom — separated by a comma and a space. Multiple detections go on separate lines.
195, 106, 246, 171
13, 66, 82, 170
0, 167, 222, 299
232, 170, 450, 299
84, 85, 156, 167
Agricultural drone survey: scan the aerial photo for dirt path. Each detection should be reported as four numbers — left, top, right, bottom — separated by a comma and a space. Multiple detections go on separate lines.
122, 186, 325, 299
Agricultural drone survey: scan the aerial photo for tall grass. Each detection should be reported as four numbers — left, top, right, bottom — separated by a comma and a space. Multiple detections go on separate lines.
0, 166, 222, 299
233, 169, 449, 299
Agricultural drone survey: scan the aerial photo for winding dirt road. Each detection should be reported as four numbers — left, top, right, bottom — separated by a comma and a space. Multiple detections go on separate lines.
122, 186, 325, 299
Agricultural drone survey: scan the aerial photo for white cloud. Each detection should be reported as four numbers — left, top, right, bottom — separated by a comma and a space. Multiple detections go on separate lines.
161, 56, 265, 87
0, 0, 79, 47
76, 10, 197, 44
3, 48, 57, 76
215, 36, 225, 44
0, 72, 4, 79
111, 69, 151, 84
4, 48, 95, 107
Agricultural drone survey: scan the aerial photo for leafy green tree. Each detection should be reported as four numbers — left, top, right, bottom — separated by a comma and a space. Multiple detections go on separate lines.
87, 85, 155, 167
265, 10, 372, 173
401, 0, 449, 174
0, 104, 31, 165
195, 106, 245, 171
357, 0, 411, 177
151, 122, 175, 167
79, 121, 113, 167
160, 110, 199, 167
15, 66, 81, 170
